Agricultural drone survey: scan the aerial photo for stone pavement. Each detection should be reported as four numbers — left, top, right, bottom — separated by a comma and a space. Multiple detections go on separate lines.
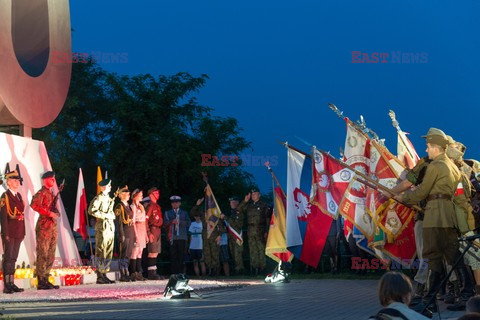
1, 279, 466, 319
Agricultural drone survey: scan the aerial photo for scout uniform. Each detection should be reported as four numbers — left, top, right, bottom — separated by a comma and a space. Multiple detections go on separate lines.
145, 187, 163, 280
114, 186, 133, 282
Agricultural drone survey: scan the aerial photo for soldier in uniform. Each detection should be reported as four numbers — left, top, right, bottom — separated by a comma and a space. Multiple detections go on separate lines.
443, 136, 477, 310
164, 196, 191, 274
191, 197, 223, 276
145, 187, 163, 280
0, 170, 25, 293
394, 128, 464, 313
88, 179, 116, 284
391, 156, 432, 301
220, 196, 244, 275
31, 171, 60, 290
114, 186, 133, 282
238, 189, 269, 275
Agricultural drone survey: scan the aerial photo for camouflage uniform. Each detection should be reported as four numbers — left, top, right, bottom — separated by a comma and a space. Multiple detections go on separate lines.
31, 186, 57, 280
190, 205, 223, 273
224, 207, 244, 273
238, 200, 269, 271
88, 193, 116, 274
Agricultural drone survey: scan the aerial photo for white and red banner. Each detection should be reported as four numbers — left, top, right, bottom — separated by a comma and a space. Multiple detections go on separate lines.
73, 168, 88, 240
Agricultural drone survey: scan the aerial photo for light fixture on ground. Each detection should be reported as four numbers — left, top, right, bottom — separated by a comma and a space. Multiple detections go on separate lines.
162, 274, 195, 299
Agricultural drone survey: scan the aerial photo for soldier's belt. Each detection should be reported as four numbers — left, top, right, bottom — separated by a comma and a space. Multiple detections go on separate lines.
426, 194, 452, 202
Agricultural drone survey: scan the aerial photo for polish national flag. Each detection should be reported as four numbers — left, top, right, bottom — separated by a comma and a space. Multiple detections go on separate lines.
73, 168, 88, 240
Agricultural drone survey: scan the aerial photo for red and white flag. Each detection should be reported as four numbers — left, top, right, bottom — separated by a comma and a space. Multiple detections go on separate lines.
311, 147, 353, 219
73, 168, 88, 240
338, 119, 374, 240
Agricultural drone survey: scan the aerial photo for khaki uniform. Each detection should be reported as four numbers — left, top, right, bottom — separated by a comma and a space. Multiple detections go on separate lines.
88, 193, 116, 273
224, 207, 244, 273
190, 205, 223, 271
402, 153, 461, 273
238, 200, 269, 270
31, 186, 57, 278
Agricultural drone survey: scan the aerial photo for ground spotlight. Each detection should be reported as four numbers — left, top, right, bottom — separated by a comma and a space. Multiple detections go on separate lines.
163, 274, 194, 299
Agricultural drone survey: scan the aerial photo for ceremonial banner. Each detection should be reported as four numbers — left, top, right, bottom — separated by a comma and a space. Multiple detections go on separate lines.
266, 186, 293, 263
397, 130, 419, 169
205, 184, 222, 239
338, 120, 374, 240
367, 140, 416, 264
286, 147, 332, 267
311, 148, 353, 219
225, 220, 243, 245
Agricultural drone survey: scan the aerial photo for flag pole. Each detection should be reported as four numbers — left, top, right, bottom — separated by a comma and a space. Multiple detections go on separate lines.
328, 103, 380, 141
264, 162, 286, 198
388, 109, 417, 161
279, 141, 423, 212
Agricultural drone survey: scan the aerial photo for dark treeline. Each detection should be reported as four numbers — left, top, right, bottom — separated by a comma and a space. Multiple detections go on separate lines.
33, 60, 257, 223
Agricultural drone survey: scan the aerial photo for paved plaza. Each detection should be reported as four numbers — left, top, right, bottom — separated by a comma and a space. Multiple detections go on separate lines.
0, 279, 466, 319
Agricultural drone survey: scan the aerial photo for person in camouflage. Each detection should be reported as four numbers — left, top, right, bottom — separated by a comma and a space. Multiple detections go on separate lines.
238, 189, 269, 275
221, 196, 244, 275
30, 171, 60, 290
88, 179, 116, 284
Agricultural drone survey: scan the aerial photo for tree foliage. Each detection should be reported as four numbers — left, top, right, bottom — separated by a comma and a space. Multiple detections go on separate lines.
34, 61, 255, 218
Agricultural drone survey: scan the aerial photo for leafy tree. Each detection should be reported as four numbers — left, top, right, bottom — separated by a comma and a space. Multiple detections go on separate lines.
33, 61, 255, 220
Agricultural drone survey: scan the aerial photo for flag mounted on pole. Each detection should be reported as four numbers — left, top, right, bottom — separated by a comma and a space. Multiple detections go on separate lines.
73, 168, 88, 240
96, 166, 103, 195
338, 119, 374, 241
202, 172, 222, 239
286, 145, 332, 267
265, 162, 293, 263
389, 110, 419, 169
311, 147, 353, 219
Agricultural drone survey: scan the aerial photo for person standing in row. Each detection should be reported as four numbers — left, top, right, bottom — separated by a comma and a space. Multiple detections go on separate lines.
30, 171, 60, 290
130, 189, 148, 281
222, 196, 244, 275
0, 170, 25, 293
238, 189, 269, 275
164, 196, 190, 274
114, 186, 133, 282
88, 179, 116, 284
145, 187, 163, 280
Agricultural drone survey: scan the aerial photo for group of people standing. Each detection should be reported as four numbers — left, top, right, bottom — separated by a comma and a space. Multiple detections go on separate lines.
1, 170, 273, 293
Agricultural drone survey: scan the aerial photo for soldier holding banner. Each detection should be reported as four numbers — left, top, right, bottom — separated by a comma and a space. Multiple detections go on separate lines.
394, 128, 466, 313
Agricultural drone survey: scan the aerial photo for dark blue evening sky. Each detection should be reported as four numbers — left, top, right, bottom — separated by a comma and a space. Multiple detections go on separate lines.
69, 0, 480, 194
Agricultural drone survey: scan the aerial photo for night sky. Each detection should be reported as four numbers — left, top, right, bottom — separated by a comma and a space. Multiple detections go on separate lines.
70, 0, 480, 194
